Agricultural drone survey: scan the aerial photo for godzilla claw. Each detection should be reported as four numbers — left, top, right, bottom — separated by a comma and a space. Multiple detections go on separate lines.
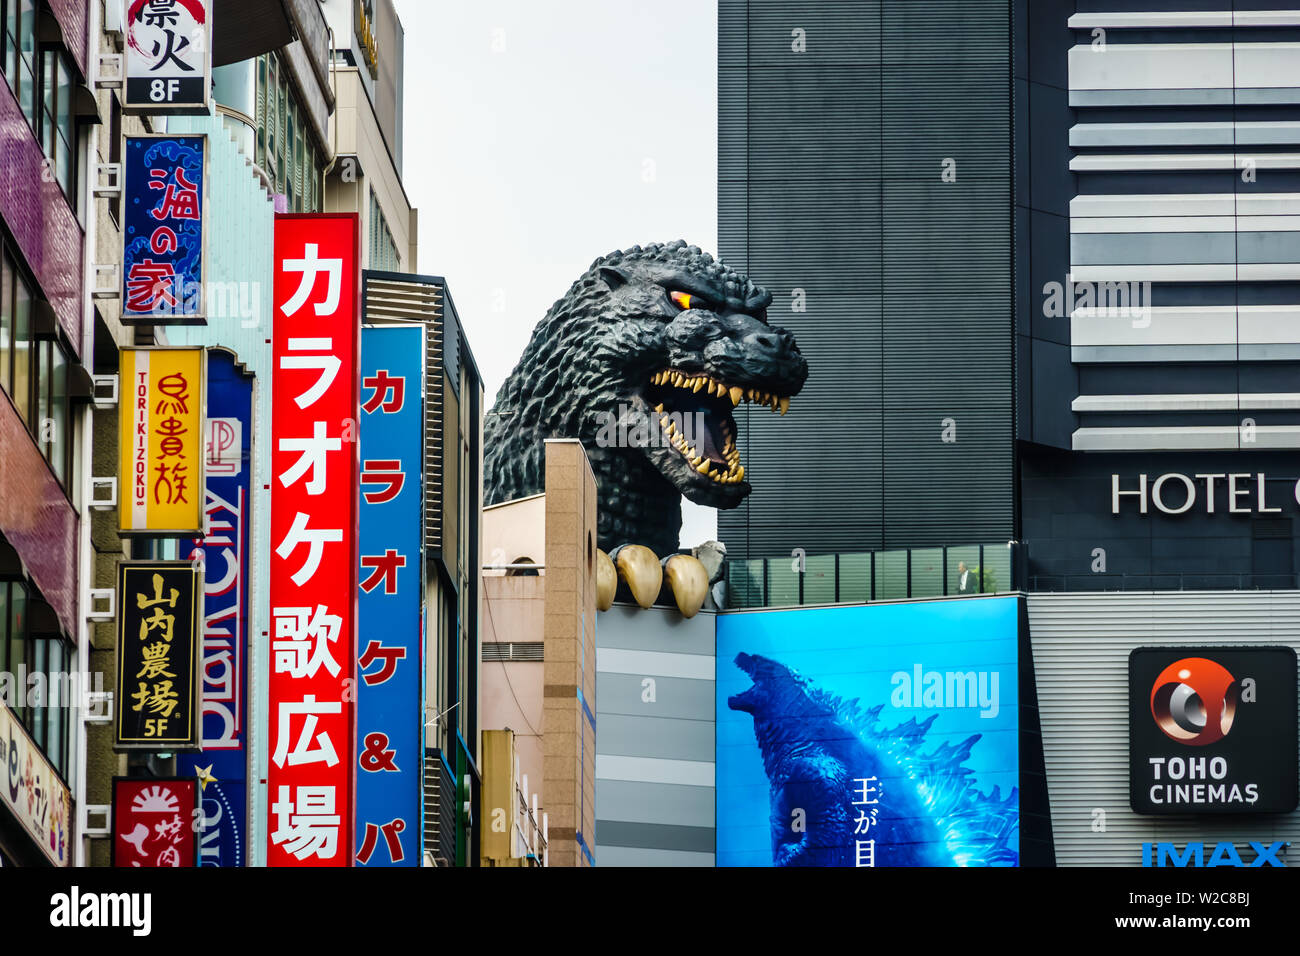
663, 553, 708, 618
595, 549, 617, 612
603, 545, 710, 617
610, 544, 662, 609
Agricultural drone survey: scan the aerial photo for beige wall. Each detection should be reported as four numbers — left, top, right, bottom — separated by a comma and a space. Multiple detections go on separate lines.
541, 440, 598, 867
483, 494, 546, 574
323, 67, 414, 272
480, 576, 545, 798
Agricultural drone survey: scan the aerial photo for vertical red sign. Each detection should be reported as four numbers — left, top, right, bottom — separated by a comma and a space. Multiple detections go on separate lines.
268, 214, 360, 866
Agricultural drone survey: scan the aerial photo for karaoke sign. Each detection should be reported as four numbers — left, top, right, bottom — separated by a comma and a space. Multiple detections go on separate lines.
267, 214, 361, 866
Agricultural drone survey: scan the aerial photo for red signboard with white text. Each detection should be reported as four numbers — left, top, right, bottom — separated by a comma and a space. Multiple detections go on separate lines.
268, 214, 360, 866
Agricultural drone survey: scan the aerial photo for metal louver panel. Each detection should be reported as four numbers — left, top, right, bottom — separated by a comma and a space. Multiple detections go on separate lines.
482, 642, 545, 662
717, 0, 1014, 559
423, 749, 457, 866
1027, 590, 1300, 867
364, 272, 446, 558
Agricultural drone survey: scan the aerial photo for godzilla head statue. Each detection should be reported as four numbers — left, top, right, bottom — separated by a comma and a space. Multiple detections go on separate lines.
484, 240, 808, 554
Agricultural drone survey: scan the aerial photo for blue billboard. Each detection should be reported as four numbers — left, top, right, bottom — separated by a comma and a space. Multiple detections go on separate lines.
123, 134, 206, 323
354, 324, 425, 866
717, 597, 1021, 867
178, 349, 252, 866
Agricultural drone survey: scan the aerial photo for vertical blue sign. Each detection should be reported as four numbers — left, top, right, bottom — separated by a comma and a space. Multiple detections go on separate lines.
123, 134, 206, 323
178, 349, 252, 865
355, 324, 425, 866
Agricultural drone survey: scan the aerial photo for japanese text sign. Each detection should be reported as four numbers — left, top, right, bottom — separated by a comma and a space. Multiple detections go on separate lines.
123, 135, 207, 323
125, 0, 212, 113
112, 778, 198, 867
177, 350, 253, 865
119, 347, 205, 534
1, 701, 72, 865
115, 562, 201, 750
355, 324, 424, 866
268, 214, 361, 866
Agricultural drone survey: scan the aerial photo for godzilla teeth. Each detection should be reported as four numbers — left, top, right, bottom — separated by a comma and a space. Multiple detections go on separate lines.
649, 370, 791, 417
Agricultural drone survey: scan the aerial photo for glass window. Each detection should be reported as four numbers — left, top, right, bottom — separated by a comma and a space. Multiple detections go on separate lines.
31, 637, 46, 749
47, 639, 63, 775
0, 255, 10, 396
55, 57, 72, 195
50, 340, 67, 482
9, 583, 25, 723
5, 0, 17, 88
0, 582, 8, 677
36, 337, 49, 448
17, 0, 35, 130
13, 267, 30, 422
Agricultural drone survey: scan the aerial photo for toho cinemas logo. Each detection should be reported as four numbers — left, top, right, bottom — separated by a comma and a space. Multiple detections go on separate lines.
1111, 472, 1300, 516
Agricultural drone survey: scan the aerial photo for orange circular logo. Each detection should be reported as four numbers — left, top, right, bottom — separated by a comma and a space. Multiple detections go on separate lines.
1150, 657, 1238, 746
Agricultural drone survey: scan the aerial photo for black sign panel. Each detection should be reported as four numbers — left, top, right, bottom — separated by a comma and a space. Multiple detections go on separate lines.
1130, 646, 1297, 815
115, 562, 201, 750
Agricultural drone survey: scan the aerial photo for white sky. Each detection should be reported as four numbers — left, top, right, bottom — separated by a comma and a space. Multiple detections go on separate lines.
393, 0, 720, 547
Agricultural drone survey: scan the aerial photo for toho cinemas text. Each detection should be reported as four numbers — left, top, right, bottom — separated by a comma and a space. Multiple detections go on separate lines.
1112, 472, 1300, 516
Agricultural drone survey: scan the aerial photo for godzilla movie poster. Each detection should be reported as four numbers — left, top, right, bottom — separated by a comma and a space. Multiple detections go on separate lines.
716, 597, 1021, 867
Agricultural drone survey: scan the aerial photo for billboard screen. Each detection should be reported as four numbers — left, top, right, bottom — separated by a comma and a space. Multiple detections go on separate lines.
717, 597, 1020, 867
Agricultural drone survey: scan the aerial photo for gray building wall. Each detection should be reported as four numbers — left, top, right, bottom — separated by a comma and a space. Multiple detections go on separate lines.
595, 604, 716, 866
1028, 590, 1300, 866
718, 0, 1015, 559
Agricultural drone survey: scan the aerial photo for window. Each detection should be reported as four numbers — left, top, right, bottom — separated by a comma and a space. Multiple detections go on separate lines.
369, 189, 399, 271
0, 255, 10, 396
0, 580, 72, 778
255, 52, 323, 212
5, 0, 38, 132
11, 259, 30, 422
38, 47, 75, 197
2, 2, 79, 201
0, 245, 76, 490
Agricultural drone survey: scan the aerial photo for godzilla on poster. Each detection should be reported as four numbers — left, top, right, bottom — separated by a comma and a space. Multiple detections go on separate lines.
717, 597, 1021, 867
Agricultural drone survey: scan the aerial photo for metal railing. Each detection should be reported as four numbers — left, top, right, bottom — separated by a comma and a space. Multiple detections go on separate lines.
1029, 572, 1300, 592
726, 542, 1015, 610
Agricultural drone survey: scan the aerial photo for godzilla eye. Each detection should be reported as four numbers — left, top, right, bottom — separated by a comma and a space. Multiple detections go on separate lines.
670, 291, 701, 311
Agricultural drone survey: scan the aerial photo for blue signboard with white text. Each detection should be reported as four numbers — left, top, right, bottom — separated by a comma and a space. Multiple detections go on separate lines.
354, 324, 425, 866
717, 597, 1021, 867
178, 349, 252, 866
123, 134, 206, 323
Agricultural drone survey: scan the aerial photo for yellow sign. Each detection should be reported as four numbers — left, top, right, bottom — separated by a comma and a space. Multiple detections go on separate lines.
119, 348, 205, 534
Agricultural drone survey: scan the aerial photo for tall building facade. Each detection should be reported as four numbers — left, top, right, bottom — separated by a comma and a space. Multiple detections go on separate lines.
717, 0, 1016, 560
719, 1, 1299, 591
1019, 2, 1300, 589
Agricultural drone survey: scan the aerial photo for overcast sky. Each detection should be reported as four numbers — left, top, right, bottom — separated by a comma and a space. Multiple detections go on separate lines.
393, 0, 720, 547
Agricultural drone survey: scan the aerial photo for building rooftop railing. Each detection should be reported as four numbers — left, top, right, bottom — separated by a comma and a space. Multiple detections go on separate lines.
725, 542, 1015, 610
724, 541, 1299, 611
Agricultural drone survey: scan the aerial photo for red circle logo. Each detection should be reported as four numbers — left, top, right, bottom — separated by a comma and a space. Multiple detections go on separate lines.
1150, 657, 1238, 746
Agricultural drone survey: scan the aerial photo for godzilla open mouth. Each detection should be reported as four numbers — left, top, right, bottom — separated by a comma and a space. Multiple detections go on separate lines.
644, 369, 791, 485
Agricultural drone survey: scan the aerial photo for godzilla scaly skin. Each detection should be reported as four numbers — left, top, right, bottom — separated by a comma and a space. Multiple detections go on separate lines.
729, 652, 1020, 867
484, 241, 808, 555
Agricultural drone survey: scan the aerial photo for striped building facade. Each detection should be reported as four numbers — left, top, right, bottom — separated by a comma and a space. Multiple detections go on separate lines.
1018, 1, 1300, 590
594, 605, 717, 866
